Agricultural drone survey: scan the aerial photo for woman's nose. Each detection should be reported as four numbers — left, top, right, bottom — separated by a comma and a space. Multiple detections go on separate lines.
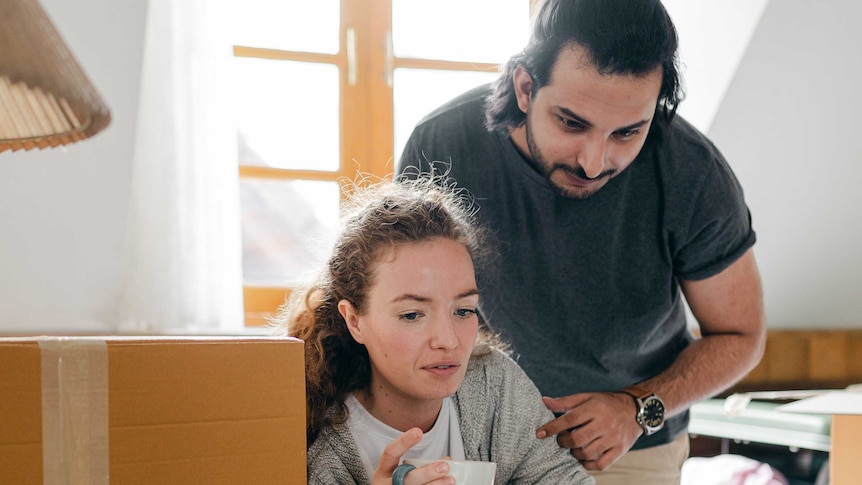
429, 317, 459, 350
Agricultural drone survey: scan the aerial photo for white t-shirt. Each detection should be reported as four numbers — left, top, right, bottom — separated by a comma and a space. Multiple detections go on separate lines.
345, 393, 466, 480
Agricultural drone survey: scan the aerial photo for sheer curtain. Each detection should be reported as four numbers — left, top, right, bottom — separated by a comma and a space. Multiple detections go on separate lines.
117, 0, 244, 333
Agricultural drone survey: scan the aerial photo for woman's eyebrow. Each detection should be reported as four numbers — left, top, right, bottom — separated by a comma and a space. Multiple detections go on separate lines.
391, 294, 430, 304
390, 289, 478, 304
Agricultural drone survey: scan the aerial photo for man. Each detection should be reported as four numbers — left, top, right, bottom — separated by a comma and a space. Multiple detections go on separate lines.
396, 1, 766, 484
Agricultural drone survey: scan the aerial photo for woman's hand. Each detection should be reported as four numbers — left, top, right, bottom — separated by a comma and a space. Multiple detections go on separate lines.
372, 428, 454, 485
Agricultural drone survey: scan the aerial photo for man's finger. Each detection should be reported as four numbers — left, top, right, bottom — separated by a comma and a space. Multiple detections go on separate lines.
541, 394, 591, 412
536, 409, 591, 440
537, 414, 572, 439
572, 445, 624, 472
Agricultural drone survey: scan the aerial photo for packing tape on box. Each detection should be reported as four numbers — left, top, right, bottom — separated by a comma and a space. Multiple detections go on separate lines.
39, 337, 110, 485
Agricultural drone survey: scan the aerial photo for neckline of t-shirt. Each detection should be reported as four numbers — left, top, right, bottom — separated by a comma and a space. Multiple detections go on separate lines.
345, 393, 448, 449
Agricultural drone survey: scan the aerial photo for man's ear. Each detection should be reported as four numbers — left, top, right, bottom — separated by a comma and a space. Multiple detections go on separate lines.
513, 65, 534, 113
338, 299, 365, 344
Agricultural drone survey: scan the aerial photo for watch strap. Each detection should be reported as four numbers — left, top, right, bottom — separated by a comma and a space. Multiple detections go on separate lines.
621, 384, 653, 401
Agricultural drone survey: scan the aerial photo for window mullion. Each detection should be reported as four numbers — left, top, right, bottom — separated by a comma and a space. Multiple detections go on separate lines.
340, 0, 376, 184
367, 0, 394, 177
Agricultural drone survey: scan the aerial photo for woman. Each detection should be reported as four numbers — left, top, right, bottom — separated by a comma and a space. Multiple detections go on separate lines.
274, 176, 593, 485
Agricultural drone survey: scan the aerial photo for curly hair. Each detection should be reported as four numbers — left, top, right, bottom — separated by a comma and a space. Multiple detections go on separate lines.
485, 0, 684, 134
271, 175, 498, 445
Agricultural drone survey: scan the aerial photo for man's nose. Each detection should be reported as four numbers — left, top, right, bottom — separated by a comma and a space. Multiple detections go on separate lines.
577, 136, 607, 179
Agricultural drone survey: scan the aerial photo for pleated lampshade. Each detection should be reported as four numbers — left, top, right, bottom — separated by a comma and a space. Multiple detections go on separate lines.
0, 0, 111, 153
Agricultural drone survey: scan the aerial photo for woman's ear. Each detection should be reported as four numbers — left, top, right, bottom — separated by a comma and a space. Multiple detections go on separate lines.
513, 65, 534, 113
338, 299, 365, 344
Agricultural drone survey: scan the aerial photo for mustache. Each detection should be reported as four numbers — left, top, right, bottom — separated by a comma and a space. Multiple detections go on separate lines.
551, 164, 615, 181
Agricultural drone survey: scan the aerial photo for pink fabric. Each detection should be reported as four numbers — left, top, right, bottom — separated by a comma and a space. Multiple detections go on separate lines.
681, 455, 789, 485
727, 462, 788, 485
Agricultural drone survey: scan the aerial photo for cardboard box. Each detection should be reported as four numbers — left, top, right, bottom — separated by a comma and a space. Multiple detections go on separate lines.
0, 336, 307, 484
778, 390, 862, 485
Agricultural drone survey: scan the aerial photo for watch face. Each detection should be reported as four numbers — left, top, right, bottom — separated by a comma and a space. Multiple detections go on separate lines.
640, 396, 666, 431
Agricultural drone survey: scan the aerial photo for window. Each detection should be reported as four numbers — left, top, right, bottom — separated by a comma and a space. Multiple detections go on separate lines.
230, 0, 530, 324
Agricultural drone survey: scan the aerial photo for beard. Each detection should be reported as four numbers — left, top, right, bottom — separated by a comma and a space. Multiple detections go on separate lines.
524, 112, 615, 200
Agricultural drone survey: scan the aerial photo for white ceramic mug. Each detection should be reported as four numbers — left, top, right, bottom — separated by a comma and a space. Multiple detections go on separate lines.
403, 458, 496, 485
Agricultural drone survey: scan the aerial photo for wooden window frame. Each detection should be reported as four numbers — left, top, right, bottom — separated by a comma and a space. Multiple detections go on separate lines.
236, 0, 526, 325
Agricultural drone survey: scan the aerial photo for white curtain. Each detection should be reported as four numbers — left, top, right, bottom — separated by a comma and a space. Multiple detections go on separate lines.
117, 0, 244, 333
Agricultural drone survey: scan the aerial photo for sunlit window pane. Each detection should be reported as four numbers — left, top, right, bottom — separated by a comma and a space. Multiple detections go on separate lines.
234, 57, 339, 171
240, 179, 340, 287
393, 68, 502, 162
230, 0, 339, 53
392, 0, 530, 63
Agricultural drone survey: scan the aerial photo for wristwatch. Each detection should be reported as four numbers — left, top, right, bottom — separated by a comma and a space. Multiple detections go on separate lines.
620, 384, 666, 435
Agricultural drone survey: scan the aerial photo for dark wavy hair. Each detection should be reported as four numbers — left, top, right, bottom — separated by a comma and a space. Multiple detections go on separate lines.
485, 0, 684, 133
271, 175, 496, 445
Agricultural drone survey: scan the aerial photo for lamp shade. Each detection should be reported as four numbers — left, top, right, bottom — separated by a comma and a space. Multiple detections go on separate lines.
0, 0, 111, 152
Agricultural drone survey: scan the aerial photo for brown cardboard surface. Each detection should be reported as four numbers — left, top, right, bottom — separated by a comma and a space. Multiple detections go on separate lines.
778, 391, 862, 485
831, 415, 862, 485
0, 341, 43, 484
0, 337, 307, 485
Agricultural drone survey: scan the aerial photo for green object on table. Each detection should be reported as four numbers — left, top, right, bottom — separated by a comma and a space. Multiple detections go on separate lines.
689, 398, 831, 452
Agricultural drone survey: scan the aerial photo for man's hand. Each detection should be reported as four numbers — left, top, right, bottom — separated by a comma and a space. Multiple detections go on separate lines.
536, 392, 643, 471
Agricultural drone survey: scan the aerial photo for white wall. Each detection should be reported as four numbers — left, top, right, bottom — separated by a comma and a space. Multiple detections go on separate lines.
0, 0, 147, 332
709, 1, 862, 328
663, 0, 769, 133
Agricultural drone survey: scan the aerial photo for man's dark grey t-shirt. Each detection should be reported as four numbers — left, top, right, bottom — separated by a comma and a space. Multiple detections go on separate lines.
397, 85, 756, 450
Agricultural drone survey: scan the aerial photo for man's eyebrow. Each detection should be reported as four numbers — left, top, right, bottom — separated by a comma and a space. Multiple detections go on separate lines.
558, 107, 593, 128
617, 118, 653, 132
456, 289, 479, 300
558, 106, 652, 132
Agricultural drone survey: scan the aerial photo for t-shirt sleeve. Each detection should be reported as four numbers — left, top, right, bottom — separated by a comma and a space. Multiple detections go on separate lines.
671, 141, 756, 281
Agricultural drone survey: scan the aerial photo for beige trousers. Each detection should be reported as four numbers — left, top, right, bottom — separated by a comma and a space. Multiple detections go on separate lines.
590, 432, 690, 485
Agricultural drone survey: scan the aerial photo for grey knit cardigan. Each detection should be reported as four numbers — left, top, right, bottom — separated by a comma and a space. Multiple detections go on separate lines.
307, 349, 595, 484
